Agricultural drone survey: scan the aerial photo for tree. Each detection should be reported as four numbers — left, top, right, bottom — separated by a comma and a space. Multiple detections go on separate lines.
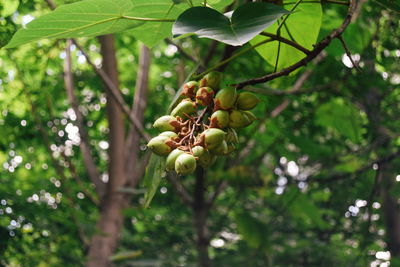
1, 0, 399, 266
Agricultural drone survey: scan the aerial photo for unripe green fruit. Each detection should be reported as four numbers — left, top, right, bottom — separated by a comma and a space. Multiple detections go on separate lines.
182, 81, 199, 99
229, 110, 252, 128
214, 87, 237, 110
153, 115, 180, 132
199, 71, 222, 89
166, 149, 185, 171
147, 135, 173, 156
192, 145, 205, 158
160, 131, 178, 138
171, 99, 196, 118
210, 110, 229, 128
236, 91, 260, 110
202, 128, 226, 149
226, 128, 239, 144
175, 153, 197, 175
211, 140, 228, 155
195, 87, 214, 106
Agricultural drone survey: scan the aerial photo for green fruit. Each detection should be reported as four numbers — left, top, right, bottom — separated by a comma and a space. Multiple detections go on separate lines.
203, 128, 226, 149
214, 87, 237, 110
192, 146, 205, 158
160, 131, 178, 138
199, 71, 222, 89
226, 128, 239, 144
210, 110, 229, 128
153, 115, 181, 132
236, 91, 260, 110
175, 153, 197, 175
195, 87, 214, 106
229, 110, 252, 128
166, 149, 185, 171
211, 140, 228, 155
171, 99, 196, 118
182, 81, 199, 99
147, 136, 173, 156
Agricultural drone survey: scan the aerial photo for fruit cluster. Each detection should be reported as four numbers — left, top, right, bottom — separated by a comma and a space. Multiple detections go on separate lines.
147, 71, 260, 175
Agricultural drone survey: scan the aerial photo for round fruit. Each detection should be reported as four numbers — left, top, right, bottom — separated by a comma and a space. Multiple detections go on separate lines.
202, 128, 226, 149
196, 87, 214, 106
182, 81, 199, 99
211, 140, 228, 155
153, 115, 180, 132
166, 149, 185, 171
171, 99, 197, 118
229, 110, 252, 128
175, 153, 197, 175
199, 71, 222, 89
210, 110, 229, 128
160, 131, 178, 138
214, 87, 237, 110
236, 91, 260, 110
147, 136, 173, 156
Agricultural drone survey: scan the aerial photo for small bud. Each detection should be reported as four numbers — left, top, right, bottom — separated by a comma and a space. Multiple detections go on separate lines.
229, 110, 252, 128
214, 87, 237, 110
199, 71, 222, 89
195, 87, 214, 106
153, 115, 181, 132
210, 140, 228, 155
171, 99, 197, 118
236, 91, 260, 110
202, 128, 226, 149
210, 110, 229, 128
182, 81, 199, 99
160, 131, 178, 138
147, 136, 173, 156
175, 153, 197, 175
166, 149, 185, 171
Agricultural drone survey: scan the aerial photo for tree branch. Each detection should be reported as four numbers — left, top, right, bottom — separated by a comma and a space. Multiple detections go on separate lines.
235, 0, 358, 89
64, 39, 105, 197
338, 35, 362, 72
260, 32, 311, 55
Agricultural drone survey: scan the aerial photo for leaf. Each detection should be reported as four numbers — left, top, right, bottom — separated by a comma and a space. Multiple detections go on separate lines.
315, 98, 364, 143
143, 154, 165, 208
1, 0, 19, 17
172, 2, 289, 46
126, 1, 189, 47
234, 212, 269, 248
5, 0, 144, 48
251, 1, 322, 70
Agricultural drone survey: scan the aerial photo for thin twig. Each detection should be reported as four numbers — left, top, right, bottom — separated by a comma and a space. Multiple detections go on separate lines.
235, 0, 358, 89
338, 35, 362, 72
165, 38, 202, 66
260, 32, 311, 55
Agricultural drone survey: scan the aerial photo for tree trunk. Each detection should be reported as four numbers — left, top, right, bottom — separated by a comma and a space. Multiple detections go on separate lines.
86, 34, 128, 267
193, 167, 211, 267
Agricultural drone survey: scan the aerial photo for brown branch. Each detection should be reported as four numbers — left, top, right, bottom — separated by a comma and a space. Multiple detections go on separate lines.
166, 173, 193, 205
260, 33, 311, 55
64, 39, 105, 197
125, 44, 151, 187
338, 35, 362, 72
235, 0, 358, 89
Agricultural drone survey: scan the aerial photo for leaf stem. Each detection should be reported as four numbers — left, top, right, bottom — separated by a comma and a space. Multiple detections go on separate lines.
277, 0, 303, 33
193, 38, 274, 79
121, 15, 175, 22
260, 32, 311, 54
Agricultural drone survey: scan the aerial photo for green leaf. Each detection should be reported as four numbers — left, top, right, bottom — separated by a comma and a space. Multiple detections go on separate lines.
5, 0, 145, 48
143, 154, 165, 208
315, 98, 364, 143
0, 0, 19, 17
172, 2, 289, 46
126, 1, 189, 47
234, 212, 269, 248
251, 1, 322, 70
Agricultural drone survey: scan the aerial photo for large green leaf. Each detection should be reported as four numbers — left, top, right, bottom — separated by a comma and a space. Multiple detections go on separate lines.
0, 0, 19, 17
251, 1, 322, 70
143, 154, 165, 208
172, 2, 289, 46
5, 0, 147, 48
315, 98, 364, 144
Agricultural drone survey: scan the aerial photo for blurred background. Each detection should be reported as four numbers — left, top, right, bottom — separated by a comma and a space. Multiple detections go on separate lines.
0, 0, 399, 266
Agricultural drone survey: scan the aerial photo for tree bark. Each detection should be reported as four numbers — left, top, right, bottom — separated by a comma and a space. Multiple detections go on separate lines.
86, 34, 128, 267
193, 167, 211, 267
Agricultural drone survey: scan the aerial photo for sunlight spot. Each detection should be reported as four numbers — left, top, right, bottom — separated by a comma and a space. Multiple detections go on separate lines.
210, 238, 225, 248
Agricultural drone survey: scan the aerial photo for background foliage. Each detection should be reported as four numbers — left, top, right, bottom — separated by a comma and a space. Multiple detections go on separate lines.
0, 0, 399, 266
